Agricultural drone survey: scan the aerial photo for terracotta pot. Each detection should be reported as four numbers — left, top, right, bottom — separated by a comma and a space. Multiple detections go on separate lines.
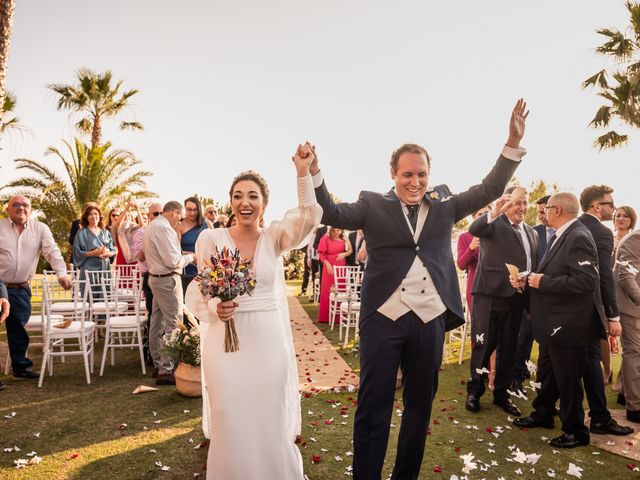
174, 362, 202, 397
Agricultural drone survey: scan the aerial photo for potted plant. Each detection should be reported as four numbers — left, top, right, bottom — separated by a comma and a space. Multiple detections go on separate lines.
163, 316, 201, 397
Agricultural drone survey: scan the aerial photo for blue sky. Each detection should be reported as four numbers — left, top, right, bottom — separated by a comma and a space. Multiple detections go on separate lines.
2, 1, 639, 221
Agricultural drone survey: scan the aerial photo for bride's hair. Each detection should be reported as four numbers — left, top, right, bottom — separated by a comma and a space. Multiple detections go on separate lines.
229, 171, 270, 207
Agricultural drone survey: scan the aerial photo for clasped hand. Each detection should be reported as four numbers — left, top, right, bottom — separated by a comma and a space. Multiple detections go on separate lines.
217, 300, 239, 322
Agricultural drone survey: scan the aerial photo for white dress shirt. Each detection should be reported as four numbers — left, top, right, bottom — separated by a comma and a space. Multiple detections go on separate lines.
0, 218, 68, 283
143, 215, 194, 275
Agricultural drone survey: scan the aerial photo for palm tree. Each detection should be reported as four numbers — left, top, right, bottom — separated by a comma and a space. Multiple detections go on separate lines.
0, 138, 155, 254
48, 68, 143, 147
1, 91, 20, 133
0, 0, 16, 119
583, 1, 640, 149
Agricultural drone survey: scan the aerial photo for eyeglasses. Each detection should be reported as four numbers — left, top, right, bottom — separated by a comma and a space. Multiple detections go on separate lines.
543, 205, 558, 212
111, 213, 119, 218
150, 211, 161, 217
205, 211, 215, 216
597, 201, 615, 208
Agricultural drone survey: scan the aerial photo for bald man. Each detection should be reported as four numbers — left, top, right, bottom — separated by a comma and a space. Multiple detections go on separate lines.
514, 193, 609, 448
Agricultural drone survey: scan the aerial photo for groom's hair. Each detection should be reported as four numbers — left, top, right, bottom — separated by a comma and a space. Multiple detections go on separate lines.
390, 144, 431, 172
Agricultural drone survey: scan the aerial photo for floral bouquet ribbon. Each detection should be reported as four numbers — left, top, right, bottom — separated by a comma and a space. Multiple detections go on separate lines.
195, 246, 256, 352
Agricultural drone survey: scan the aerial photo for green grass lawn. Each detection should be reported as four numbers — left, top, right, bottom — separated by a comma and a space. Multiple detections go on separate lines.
0, 281, 635, 479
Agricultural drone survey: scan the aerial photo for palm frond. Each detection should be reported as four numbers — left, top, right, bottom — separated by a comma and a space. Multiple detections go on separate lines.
594, 130, 629, 150
120, 121, 144, 131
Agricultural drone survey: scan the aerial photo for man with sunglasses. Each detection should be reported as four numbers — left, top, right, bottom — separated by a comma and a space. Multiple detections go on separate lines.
132, 203, 164, 364
0, 195, 72, 382
576, 185, 633, 436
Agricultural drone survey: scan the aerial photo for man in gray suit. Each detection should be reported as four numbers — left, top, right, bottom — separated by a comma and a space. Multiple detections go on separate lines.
614, 230, 640, 423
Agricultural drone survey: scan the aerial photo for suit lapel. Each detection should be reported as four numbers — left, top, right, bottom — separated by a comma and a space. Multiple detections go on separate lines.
416, 196, 434, 245
524, 225, 537, 266
383, 189, 415, 243
501, 215, 525, 250
538, 224, 573, 271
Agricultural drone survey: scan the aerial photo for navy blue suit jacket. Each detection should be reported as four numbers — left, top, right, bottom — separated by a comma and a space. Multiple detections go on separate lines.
314, 154, 520, 332
533, 223, 548, 259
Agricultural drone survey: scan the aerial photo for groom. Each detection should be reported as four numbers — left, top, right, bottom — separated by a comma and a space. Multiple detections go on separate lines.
309, 99, 529, 480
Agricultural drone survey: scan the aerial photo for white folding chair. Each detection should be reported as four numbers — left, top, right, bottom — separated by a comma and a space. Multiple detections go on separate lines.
100, 273, 148, 375
338, 267, 363, 346
84, 270, 129, 339
311, 277, 320, 304
39, 279, 94, 387
329, 265, 353, 330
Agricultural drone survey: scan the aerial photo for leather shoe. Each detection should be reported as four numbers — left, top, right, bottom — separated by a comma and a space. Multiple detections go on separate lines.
590, 418, 634, 436
465, 394, 480, 412
618, 393, 626, 406
493, 397, 522, 417
627, 409, 640, 423
513, 415, 554, 429
156, 372, 175, 385
549, 433, 589, 449
13, 369, 38, 379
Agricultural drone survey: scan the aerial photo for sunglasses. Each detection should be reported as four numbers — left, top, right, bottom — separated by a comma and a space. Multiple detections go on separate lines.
150, 211, 161, 217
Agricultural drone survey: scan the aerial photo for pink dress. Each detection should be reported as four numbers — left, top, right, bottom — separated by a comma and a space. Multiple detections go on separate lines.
317, 235, 347, 323
456, 230, 479, 315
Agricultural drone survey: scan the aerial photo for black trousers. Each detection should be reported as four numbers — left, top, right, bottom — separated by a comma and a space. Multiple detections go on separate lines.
353, 311, 444, 480
467, 293, 525, 401
531, 342, 589, 441
301, 252, 311, 292
583, 340, 610, 424
142, 273, 153, 363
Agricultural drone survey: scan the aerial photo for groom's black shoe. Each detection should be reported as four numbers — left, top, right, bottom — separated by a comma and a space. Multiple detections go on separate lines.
549, 433, 589, 449
493, 397, 521, 417
465, 394, 480, 412
514, 415, 554, 429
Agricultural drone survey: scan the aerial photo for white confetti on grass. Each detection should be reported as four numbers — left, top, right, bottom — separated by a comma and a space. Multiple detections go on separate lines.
4, 411, 17, 419
567, 463, 583, 478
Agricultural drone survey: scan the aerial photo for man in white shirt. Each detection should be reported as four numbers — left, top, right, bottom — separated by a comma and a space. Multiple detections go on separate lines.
132, 202, 163, 364
143, 201, 195, 385
0, 195, 71, 380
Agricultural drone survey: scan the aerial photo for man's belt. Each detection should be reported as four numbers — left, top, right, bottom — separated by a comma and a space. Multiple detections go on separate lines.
148, 272, 180, 278
5, 282, 29, 289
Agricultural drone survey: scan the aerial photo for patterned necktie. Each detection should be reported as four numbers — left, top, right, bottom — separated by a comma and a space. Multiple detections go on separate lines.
406, 204, 420, 231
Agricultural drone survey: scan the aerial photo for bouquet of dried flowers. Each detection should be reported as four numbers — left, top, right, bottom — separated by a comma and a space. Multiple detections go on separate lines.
195, 246, 256, 352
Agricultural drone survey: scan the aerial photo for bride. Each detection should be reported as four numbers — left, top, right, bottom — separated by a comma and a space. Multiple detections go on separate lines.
185, 144, 321, 479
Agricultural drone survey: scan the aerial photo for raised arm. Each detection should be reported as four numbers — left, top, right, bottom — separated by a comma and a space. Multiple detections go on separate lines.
269, 144, 323, 255
452, 99, 529, 222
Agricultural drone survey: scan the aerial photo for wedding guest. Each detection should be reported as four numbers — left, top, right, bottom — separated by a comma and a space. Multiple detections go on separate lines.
466, 187, 538, 416
185, 145, 321, 479
456, 206, 494, 388
72, 204, 116, 289
204, 205, 217, 225
614, 229, 640, 423
143, 201, 195, 384
68, 201, 98, 250
0, 195, 72, 379
226, 213, 237, 228
215, 214, 229, 228
111, 200, 144, 266
515, 193, 605, 448
346, 229, 365, 269
317, 227, 352, 324
577, 185, 632, 436
512, 194, 553, 395
613, 206, 637, 257
132, 202, 164, 363
179, 197, 209, 293
310, 99, 528, 479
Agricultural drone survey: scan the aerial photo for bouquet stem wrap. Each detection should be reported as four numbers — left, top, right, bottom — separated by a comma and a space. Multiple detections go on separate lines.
195, 247, 257, 353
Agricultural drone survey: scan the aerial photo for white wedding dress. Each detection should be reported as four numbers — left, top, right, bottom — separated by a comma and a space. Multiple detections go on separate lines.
185, 175, 321, 480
